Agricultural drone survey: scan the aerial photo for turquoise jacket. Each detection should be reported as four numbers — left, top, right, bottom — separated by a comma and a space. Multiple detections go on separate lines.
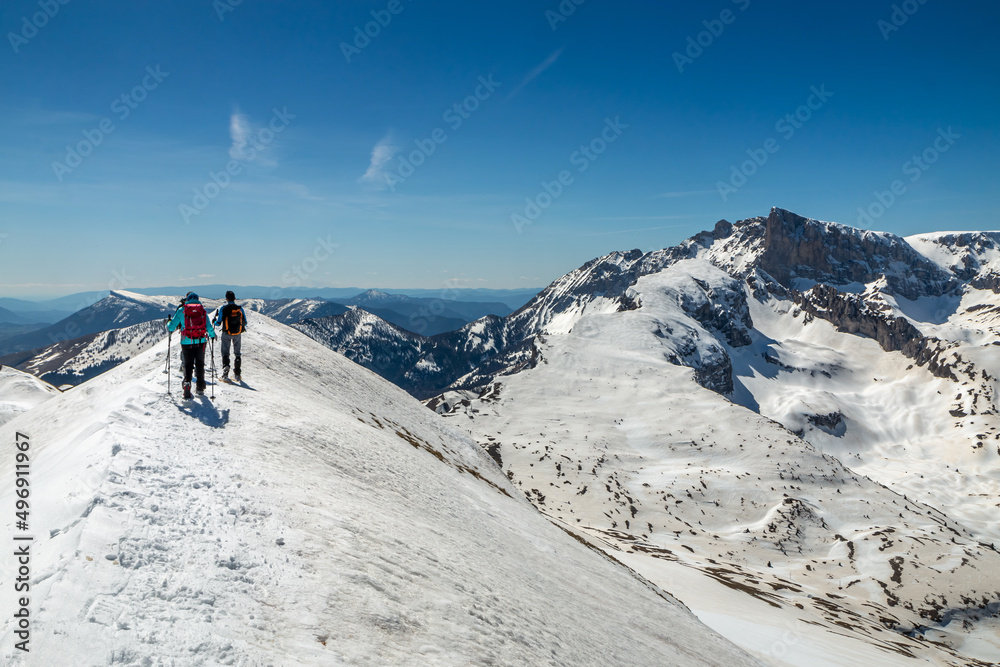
167, 297, 217, 345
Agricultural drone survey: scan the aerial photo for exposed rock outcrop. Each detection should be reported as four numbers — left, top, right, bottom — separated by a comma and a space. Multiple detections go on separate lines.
758, 208, 956, 299
790, 285, 958, 380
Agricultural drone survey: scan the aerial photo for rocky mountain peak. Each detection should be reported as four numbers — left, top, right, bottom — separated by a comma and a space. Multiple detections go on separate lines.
756, 207, 956, 299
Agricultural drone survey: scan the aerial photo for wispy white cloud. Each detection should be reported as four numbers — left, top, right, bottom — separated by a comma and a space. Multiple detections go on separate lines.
506, 48, 564, 101
359, 134, 399, 188
226, 109, 280, 167
279, 181, 326, 201
229, 111, 252, 160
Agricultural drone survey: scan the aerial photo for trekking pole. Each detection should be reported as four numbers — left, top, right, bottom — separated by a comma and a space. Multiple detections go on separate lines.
166, 330, 172, 395
210, 337, 216, 399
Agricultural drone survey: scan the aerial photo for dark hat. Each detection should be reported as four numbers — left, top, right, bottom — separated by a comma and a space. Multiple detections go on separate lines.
225, 290, 236, 301
186, 292, 199, 301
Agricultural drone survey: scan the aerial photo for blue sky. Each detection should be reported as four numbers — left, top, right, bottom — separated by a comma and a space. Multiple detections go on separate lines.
1, 0, 998, 298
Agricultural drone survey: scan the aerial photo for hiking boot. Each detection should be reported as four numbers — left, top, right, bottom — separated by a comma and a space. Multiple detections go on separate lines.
183, 382, 193, 400
222, 366, 230, 381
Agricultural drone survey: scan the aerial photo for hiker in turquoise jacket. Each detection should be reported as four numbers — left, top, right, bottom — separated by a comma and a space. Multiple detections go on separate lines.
167, 293, 216, 399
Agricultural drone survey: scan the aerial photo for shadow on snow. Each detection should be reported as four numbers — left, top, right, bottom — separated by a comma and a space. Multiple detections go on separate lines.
175, 395, 230, 428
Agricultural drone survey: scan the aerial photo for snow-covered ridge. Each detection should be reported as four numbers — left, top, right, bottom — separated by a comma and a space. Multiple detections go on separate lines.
906, 231, 1000, 282
0, 292, 179, 358
0, 366, 58, 426
0, 314, 761, 665
107, 290, 182, 310
241, 296, 347, 323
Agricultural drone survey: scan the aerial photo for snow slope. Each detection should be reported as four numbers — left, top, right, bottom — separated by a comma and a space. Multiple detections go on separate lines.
0, 314, 761, 666
729, 285, 1000, 546
906, 231, 1000, 281
435, 261, 1000, 666
0, 367, 58, 426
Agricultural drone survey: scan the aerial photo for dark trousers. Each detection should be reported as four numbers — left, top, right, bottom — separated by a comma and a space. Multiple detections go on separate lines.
182, 342, 207, 390
221, 333, 241, 375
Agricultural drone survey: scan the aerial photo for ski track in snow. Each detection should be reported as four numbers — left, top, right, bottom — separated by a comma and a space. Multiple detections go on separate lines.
0, 315, 763, 666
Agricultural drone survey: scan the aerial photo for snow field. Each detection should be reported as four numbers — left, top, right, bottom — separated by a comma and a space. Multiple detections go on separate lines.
438, 264, 1000, 666
0, 367, 58, 427
738, 279, 1000, 545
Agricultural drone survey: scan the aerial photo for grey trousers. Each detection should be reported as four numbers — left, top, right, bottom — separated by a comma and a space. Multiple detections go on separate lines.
221, 333, 242, 375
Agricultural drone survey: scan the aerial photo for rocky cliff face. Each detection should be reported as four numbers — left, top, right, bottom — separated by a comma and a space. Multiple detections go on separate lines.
680, 276, 754, 348
757, 208, 957, 299
972, 272, 1000, 293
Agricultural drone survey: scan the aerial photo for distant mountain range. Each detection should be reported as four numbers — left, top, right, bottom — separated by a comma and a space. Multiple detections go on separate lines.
0, 288, 514, 386
295, 208, 1000, 404
0, 303, 74, 326
0, 293, 349, 385
328, 289, 512, 336
0, 288, 523, 358
0, 292, 182, 360
1, 286, 540, 313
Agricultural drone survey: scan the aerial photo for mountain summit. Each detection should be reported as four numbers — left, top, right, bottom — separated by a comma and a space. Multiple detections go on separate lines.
410, 208, 1000, 664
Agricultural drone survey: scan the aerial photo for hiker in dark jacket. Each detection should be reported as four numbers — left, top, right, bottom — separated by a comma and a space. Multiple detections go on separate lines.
213, 290, 247, 382
167, 293, 216, 399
